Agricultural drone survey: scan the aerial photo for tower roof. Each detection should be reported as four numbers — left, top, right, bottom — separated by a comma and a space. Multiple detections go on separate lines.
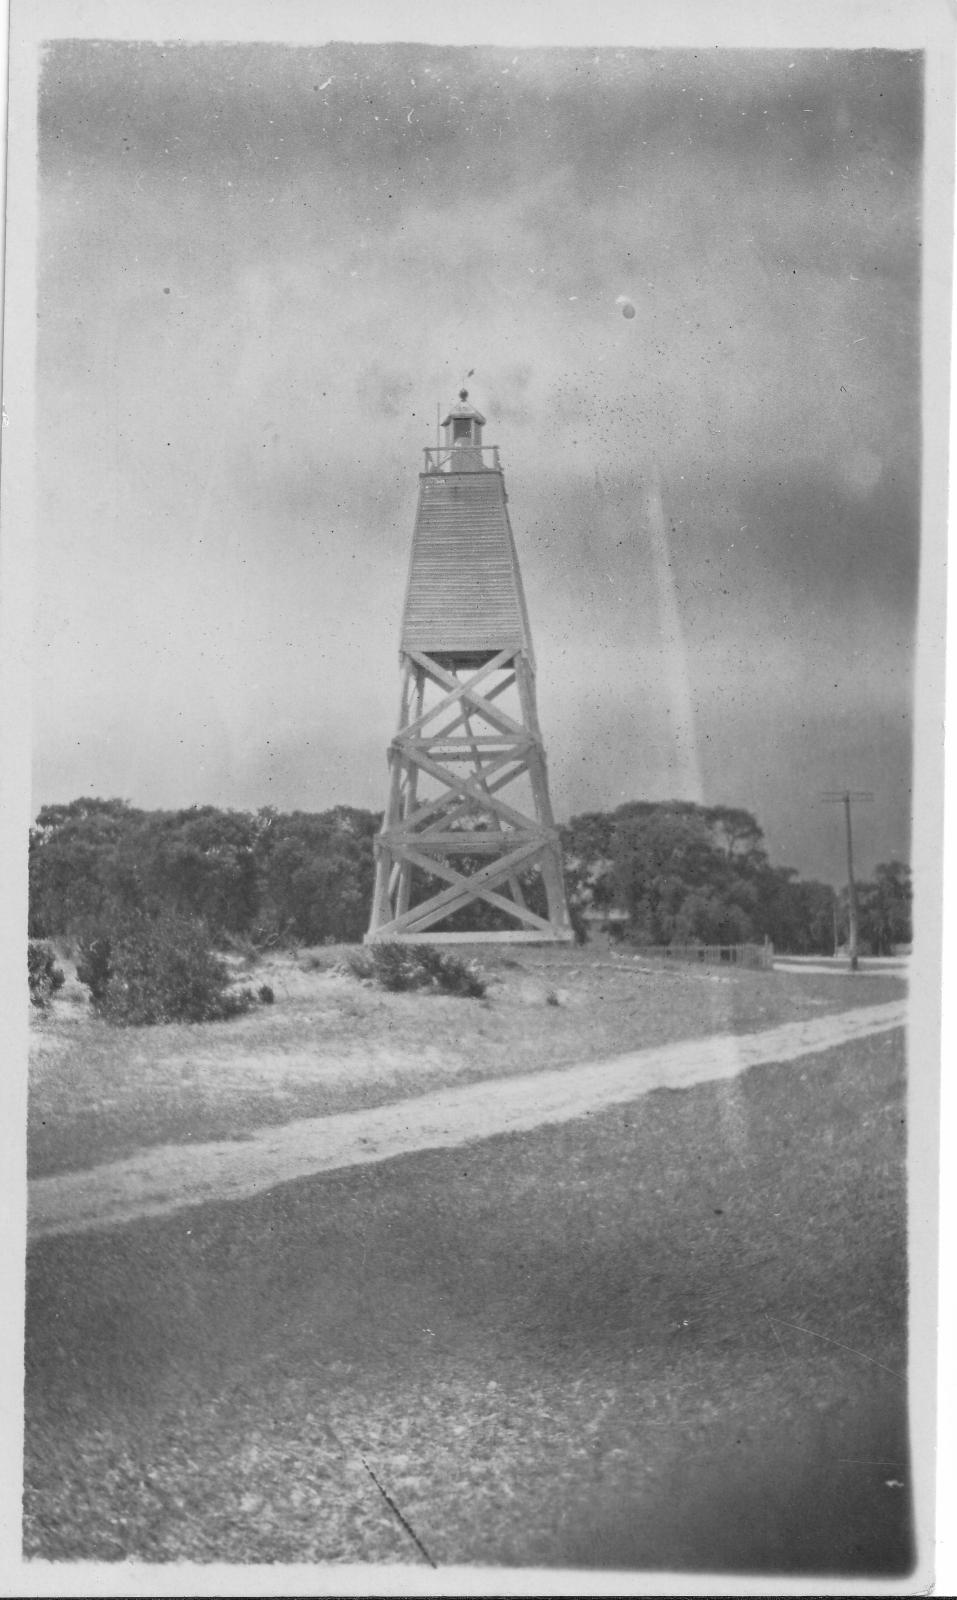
440, 388, 487, 429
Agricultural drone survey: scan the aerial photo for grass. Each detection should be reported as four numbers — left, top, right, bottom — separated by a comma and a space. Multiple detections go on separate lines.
24, 1022, 911, 1573
27, 944, 906, 1179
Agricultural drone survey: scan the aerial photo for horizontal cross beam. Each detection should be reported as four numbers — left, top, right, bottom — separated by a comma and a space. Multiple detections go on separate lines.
376, 930, 567, 945
381, 830, 549, 853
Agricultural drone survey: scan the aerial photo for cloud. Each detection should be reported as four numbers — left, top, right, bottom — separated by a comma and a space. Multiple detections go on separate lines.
33, 40, 922, 878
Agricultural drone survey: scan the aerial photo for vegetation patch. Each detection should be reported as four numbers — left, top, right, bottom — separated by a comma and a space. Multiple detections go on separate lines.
75, 913, 258, 1027
344, 943, 487, 998
28, 941, 65, 1009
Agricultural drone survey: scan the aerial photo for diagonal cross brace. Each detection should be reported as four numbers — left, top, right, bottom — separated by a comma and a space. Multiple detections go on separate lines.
400, 648, 517, 738
405, 650, 528, 740
428, 762, 530, 835
427, 674, 517, 743
396, 842, 554, 932
401, 749, 528, 825
397, 745, 536, 834
370, 838, 548, 938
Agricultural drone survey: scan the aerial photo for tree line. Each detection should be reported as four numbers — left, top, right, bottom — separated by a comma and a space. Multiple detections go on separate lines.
561, 801, 911, 956
28, 798, 378, 948
28, 795, 911, 956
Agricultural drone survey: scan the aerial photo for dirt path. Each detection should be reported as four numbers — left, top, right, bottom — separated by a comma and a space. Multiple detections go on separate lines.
28, 999, 906, 1240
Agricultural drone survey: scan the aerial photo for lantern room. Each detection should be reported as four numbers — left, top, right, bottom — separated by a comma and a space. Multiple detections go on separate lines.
441, 389, 487, 469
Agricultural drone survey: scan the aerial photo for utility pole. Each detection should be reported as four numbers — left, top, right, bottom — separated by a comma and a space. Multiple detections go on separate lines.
822, 790, 874, 970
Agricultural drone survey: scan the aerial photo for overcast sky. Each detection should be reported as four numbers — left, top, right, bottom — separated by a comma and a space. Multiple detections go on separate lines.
33, 39, 921, 882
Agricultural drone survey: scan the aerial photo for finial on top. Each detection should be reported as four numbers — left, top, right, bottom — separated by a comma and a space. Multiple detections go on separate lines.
459, 388, 469, 401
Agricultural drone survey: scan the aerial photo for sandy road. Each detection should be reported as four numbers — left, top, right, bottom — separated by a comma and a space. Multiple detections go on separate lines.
28, 999, 906, 1241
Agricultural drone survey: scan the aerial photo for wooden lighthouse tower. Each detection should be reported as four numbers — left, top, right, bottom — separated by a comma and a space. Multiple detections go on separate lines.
366, 390, 572, 943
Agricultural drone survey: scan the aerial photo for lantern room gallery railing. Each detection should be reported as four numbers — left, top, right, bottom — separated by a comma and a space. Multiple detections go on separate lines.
423, 444, 502, 473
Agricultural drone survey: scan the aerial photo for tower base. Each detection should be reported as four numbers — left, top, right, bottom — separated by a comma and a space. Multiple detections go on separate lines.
366, 647, 572, 944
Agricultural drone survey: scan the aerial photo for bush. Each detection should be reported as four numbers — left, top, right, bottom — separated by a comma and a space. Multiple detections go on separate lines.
28, 941, 65, 1008
76, 913, 256, 1026
344, 943, 487, 998
431, 950, 487, 999
75, 933, 112, 1004
258, 984, 275, 1005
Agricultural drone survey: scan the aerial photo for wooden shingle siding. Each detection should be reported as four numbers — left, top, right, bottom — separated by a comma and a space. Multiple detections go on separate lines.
401, 471, 531, 654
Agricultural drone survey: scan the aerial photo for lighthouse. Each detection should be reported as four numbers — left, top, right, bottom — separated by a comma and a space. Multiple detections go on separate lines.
365, 390, 572, 943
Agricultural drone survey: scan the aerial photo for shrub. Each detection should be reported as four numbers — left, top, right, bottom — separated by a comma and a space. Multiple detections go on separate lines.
75, 932, 112, 1003
76, 913, 256, 1026
344, 943, 486, 998
28, 941, 65, 1008
258, 984, 275, 1005
430, 950, 487, 999
341, 948, 375, 981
